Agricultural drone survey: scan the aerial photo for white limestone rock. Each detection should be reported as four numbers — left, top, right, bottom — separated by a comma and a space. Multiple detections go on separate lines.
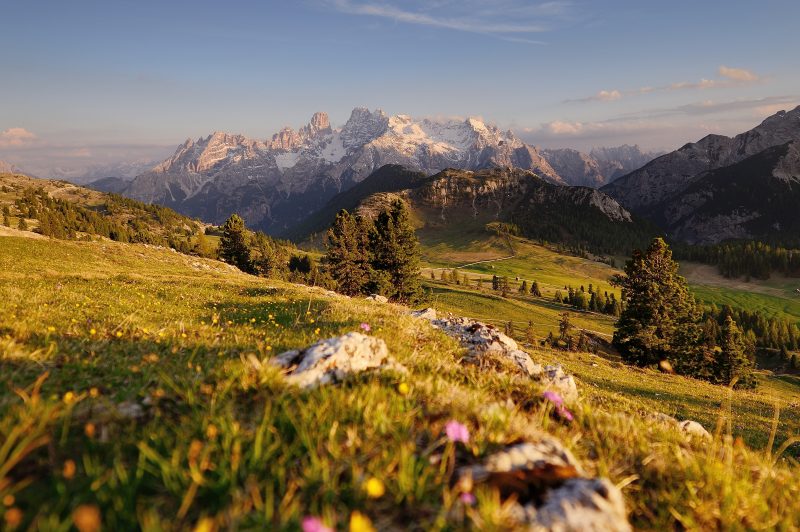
269, 332, 405, 389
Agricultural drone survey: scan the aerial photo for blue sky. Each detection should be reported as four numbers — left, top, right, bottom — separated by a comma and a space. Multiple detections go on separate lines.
1, 0, 798, 175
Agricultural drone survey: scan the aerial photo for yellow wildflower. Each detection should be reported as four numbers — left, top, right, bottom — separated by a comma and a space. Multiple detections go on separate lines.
84, 423, 96, 439
365, 477, 385, 498
63, 459, 76, 479
398, 382, 410, 395
115, 331, 123, 338
63, 391, 76, 405
193, 517, 216, 532
89, 387, 100, 398
89, 328, 96, 336
206, 424, 219, 440
72, 504, 101, 532
349, 511, 375, 532
4, 507, 23, 529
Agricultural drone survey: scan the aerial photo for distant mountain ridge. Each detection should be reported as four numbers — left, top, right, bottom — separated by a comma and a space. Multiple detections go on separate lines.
602, 106, 800, 211
602, 106, 800, 244
540, 145, 662, 188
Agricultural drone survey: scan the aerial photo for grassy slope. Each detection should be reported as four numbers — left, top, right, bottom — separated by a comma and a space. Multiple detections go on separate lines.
681, 262, 800, 322
2, 235, 800, 530
415, 228, 800, 450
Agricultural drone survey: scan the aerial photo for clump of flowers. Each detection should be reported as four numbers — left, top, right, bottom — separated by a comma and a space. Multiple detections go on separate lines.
542, 391, 574, 421
445, 420, 470, 443
360, 322, 371, 332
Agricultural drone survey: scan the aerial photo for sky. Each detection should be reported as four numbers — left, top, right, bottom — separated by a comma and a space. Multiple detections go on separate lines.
1, 0, 798, 177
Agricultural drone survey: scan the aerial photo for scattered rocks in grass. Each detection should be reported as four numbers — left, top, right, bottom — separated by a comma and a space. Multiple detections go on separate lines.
365, 294, 388, 303
412, 312, 579, 400
458, 441, 630, 531
648, 413, 713, 441
269, 332, 406, 388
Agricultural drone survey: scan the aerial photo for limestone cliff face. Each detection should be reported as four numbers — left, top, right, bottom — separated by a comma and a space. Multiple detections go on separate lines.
411, 167, 632, 223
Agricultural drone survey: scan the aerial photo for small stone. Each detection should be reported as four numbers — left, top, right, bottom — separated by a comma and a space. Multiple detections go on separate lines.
679, 420, 712, 440
365, 294, 388, 303
540, 365, 578, 403
410, 308, 437, 320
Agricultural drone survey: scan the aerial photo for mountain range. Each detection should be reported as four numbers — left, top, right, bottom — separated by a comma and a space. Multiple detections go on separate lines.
602, 105, 800, 244
116, 108, 660, 235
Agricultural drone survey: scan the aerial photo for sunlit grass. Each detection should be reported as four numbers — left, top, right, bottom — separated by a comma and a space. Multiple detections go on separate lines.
2, 236, 800, 529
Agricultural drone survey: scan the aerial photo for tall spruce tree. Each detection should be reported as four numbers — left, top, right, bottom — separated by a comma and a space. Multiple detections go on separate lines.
324, 210, 372, 296
218, 214, 252, 273
369, 200, 421, 303
612, 238, 702, 368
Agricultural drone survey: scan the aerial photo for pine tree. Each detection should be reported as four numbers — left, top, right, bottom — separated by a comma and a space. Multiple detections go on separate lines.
530, 281, 542, 297
325, 210, 371, 296
519, 280, 528, 294
525, 320, 536, 345
553, 290, 563, 303
193, 231, 213, 258
612, 238, 702, 368
501, 276, 510, 297
252, 231, 287, 279
218, 214, 252, 273
559, 312, 572, 341
369, 200, 421, 303
716, 316, 757, 388
17, 217, 28, 231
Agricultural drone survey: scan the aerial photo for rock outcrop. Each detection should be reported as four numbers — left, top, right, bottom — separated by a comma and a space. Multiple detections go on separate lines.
413, 311, 578, 401
268, 332, 406, 388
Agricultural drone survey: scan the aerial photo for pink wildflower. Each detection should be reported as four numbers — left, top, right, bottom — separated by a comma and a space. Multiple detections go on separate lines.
302, 517, 332, 532
460, 492, 477, 505
542, 391, 574, 421
445, 420, 470, 443
360, 322, 371, 332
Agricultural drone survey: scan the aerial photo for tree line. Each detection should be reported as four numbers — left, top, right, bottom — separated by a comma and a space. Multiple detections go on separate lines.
219, 199, 423, 304
613, 238, 757, 388
673, 240, 800, 280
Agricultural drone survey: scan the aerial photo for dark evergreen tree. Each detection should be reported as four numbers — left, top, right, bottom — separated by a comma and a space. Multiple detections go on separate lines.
324, 210, 372, 296
218, 214, 252, 273
519, 280, 528, 293
369, 200, 422, 303
612, 238, 702, 368
715, 316, 757, 388
530, 281, 542, 297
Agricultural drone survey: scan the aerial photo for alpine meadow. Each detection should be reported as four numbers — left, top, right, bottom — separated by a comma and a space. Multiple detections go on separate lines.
2, 2, 800, 531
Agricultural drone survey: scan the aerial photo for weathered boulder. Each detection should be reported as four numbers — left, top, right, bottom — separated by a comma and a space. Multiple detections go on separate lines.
365, 294, 389, 303
269, 332, 406, 388
520, 478, 632, 532
458, 441, 630, 531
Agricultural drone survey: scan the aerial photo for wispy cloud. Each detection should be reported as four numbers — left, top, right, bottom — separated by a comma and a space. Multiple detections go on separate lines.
565, 65, 763, 104
718, 65, 758, 82
0, 127, 37, 148
323, 0, 573, 44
